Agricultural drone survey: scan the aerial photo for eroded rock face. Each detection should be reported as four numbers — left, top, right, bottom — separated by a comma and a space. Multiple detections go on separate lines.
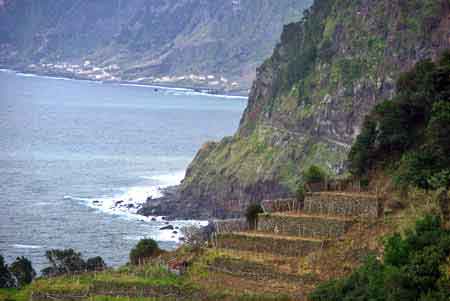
176, 0, 450, 218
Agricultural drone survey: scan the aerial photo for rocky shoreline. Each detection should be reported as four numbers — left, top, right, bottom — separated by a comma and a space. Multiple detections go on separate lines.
137, 186, 212, 221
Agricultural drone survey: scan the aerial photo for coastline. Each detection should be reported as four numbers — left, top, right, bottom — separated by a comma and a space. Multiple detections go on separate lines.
0, 67, 249, 99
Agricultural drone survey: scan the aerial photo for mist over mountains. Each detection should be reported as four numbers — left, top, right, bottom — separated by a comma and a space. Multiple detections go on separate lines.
0, 0, 311, 91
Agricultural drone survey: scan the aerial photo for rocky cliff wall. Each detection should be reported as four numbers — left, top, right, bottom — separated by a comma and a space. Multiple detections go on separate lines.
178, 0, 450, 217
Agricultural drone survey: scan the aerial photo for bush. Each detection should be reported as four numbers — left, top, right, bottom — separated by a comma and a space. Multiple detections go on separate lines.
309, 215, 450, 301
86, 256, 106, 271
9, 256, 35, 287
348, 118, 377, 176
303, 165, 326, 183
129, 239, 162, 265
296, 184, 305, 202
41, 249, 106, 276
426, 101, 450, 158
245, 204, 264, 230
393, 150, 439, 190
0, 255, 15, 288
348, 51, 450, 189
42, 249, 86, 276
181, 224, 213, 251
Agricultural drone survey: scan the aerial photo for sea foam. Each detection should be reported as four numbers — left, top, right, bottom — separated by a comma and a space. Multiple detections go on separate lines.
64, 171, 206, 242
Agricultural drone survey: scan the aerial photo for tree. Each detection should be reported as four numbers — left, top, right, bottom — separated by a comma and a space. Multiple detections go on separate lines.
9, 256, 35, 287
394, 150, 438, 190
309, 215, 450, 301
426, 101, 450, 159
348, 118, 377, 176
86, 256, 106, 272
181, 224, 212, 251
245, 203, 264, 230
129, 239, 161, 265
303, 165, 326, 183
42, 249, 86, 276
0, 255, 15, 288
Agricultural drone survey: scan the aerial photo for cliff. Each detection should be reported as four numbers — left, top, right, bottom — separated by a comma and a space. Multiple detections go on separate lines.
175, 0, 450, 217
0, 0, 311, 90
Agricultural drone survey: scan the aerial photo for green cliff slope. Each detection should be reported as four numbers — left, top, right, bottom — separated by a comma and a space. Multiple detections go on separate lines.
179, 0, 450, 216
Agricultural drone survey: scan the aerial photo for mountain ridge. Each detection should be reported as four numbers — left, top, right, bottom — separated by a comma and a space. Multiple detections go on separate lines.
0, 0, 311, 91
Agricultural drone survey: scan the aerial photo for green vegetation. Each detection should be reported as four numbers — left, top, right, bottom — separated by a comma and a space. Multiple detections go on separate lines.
309, 215, 450, 300
0, 256, 14, 288
42, 249, 106, 276
129, 239, 162, 265
9, 257, 35, 288
296, 184, 305, 202
303, 165, 327, 184
245, 204, 264, 230
349, 52, 450, 190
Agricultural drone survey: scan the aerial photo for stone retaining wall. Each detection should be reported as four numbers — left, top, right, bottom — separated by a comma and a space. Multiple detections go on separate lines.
257, 214, 353, 239
304, 193, 381, 219
213, 218, 249, 234
209, 257, 316, 284
216, 233, 326, 257
261, 198, 301, 213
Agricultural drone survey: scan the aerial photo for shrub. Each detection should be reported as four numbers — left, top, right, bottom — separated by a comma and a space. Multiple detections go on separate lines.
309, 215, 450, 301
245, 204, 264, 230
86, 256, 107, 271
42, 249, 86, 276
129, 239, 161, 265
348, 118, 377, 176
0, 255, 15, 288
303, 165, 326, 183
41, 249, 106, 276
9, 256, 35, 287
393, 150, 438, 190
181, 224, 213, 251
426, 101, 450, 158
296, 184, 305, 202
348, 51, 450, 189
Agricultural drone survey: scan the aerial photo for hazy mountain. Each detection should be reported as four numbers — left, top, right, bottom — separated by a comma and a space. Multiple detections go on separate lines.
0, 0, 312, 90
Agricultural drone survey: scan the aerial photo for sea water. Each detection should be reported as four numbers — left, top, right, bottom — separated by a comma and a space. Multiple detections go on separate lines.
0, 71, 246, 271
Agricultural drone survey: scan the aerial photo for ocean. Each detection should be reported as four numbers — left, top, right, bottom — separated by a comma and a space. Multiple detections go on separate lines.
0, 70, 246, 272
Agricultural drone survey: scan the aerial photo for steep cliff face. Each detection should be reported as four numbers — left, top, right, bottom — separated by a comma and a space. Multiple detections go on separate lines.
0, 0, 311, 88
179, 0, 450, 216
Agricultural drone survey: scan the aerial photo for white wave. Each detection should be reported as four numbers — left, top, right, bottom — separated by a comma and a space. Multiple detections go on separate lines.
184, 91, 248, 100
12, 244, 43, 249
119, 83, 193, 92
16, 72, 37, 77
119, 83, 247, 99
65, 171, 208, 243
68, 171, 184, 219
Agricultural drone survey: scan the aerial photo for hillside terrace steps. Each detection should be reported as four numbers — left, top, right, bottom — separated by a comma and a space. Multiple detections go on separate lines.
257, 211, 355, 239
215, 231, 326, 257
262, 192, 382, 218
207, 249, 318, 284
212, 191, 383, 284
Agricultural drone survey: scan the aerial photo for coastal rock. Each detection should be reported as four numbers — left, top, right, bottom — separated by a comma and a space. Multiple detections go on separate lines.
160, 225, 174, 231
